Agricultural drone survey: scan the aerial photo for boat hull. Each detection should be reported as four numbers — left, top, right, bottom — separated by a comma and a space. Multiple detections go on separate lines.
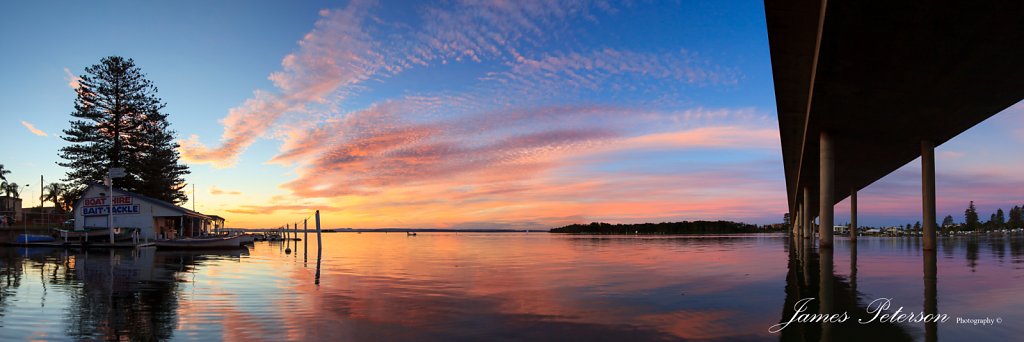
154, 235, 245, 249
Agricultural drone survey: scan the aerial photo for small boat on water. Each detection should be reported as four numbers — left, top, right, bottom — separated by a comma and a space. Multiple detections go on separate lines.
235, 233, 256, 245
15, 234, 55, 244
154, 235, 244, 249
54, 227, 140, 242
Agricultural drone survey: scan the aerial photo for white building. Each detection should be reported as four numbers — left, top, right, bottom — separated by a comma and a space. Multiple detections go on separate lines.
73, 183, 216, 240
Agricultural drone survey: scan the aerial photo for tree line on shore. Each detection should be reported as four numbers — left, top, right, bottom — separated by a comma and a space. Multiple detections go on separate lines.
549, 221, 769, 234
834, 201, 1024, 234
2, 56, 190, 219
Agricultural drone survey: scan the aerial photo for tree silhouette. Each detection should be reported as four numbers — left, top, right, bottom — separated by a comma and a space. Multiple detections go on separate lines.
964, 201, 980, 231
59, 56, 190, 204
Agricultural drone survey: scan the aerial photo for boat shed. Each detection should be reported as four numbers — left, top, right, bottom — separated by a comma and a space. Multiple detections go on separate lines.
73, 183, 214, 240
208, 215, 227, 233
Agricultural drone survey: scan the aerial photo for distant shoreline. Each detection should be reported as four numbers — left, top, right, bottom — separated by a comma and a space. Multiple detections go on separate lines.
549, 221, 784, 234
234, 228, 532, 233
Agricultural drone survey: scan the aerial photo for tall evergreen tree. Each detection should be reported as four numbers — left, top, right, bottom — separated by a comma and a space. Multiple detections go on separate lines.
965, 201, 979, 231
58, 56, 189, 204
995, 208, 1006, 229
1009, 206, 1023, 229
134, 115, 189, 203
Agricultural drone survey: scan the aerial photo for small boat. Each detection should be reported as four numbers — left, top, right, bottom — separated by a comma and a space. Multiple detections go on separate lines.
240, 234, 256, 244
15, 234, 55, 244
154, 235, 244, 249
54, 227, 141, 242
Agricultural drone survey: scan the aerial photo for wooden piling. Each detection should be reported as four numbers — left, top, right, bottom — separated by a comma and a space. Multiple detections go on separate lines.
285, 224, 292, 254
315, 210, 322, 284
304, 218, 308, 265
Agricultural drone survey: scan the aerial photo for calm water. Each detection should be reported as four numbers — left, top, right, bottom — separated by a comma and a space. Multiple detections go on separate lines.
1, 233, 1023, 341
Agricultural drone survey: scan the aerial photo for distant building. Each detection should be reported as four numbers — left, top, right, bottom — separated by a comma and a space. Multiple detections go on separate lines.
72, 183, 224, 240
0, 196, 23, 224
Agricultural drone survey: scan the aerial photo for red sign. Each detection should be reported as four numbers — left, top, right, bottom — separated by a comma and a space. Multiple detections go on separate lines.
83, 196, 132, 207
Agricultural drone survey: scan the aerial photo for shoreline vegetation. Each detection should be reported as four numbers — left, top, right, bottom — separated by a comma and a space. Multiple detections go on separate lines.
549, 221, 779, 234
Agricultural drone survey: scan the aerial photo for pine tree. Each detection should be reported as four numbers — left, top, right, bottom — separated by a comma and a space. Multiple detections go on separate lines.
995, 208, 1006, 229
965, 201, 979, 231
134, 115, 190, 203
1009, 206, 1023, 229
59, 56, 189, 204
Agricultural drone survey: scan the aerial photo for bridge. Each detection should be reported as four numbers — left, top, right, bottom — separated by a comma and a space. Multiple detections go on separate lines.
766, 0, 1024, 249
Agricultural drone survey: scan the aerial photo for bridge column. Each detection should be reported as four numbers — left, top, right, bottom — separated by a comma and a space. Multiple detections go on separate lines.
793, 207, 800, 240
850, 188, 857, 243
819, 131, 834, 248
922, 140, 936, 251
802, 187, 812, 239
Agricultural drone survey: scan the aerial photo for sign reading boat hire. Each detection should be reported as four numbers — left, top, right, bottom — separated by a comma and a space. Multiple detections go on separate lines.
82, 196, 140, 216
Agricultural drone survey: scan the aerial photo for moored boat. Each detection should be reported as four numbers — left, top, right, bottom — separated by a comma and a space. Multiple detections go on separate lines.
14, 234, 56, 244
154, 235, 244, 249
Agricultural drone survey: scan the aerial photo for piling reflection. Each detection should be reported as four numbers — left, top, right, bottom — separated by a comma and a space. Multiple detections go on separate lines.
780, 238, 914, 342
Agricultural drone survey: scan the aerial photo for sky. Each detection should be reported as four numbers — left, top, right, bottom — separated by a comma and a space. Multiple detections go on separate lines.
1, 1, 1021, 229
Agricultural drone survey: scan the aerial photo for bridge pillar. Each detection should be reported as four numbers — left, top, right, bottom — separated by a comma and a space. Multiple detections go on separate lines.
850, 188, 857, 244
922, 140, 936, 251
794, 206, 801, 240
802, 187, 812, 239
819, 131, 834, 248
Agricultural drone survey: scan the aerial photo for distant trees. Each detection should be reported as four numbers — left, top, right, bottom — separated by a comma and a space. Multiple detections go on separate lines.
550, 221, 761, 234
957, 201, 1024, 231
783, 213, 791, 226
59, 56, 190, 204
1010, 206, 1023, 229
2, 182, 22, 198
42, 183, 70, 213
0, 164, 9, 182
965, 201, 980, 231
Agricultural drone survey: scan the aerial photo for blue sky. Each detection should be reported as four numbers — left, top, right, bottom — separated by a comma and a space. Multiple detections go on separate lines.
1, 1, 1020, 228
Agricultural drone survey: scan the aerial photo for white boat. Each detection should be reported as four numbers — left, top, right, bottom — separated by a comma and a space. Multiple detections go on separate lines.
154, 235, 244, 249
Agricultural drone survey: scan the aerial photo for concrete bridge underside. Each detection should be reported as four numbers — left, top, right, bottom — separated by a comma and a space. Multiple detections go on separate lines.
767, 0, 1024, 247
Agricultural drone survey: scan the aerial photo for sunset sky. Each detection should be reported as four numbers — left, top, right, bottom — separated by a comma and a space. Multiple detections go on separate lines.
1, 1, 1021, 229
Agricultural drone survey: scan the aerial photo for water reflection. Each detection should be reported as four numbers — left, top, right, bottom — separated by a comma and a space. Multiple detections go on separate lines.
0, 247, 246, 341
780, 239, 914, 342
1, 234, 1023, 340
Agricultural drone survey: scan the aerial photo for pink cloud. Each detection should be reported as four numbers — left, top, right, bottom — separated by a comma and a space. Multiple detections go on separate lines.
209, 186, 241, 196
179, 91, 290, 167
180, 1, 741, 168
483, 49, 741, 91
63, 67, 81, 89
20, 120, 47, 137
179, 1, 380, 167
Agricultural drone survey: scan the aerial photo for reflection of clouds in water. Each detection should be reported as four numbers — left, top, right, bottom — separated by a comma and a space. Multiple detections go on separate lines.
2, 234, 1024, 340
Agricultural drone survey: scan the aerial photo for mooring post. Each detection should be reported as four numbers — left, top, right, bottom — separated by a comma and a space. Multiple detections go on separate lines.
285, 224, 292, 254
315, 210, 322, 285
304, 218, 309, 265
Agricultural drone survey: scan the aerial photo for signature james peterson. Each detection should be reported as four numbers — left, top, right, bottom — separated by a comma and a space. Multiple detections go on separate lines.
769, 298, 949, 333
